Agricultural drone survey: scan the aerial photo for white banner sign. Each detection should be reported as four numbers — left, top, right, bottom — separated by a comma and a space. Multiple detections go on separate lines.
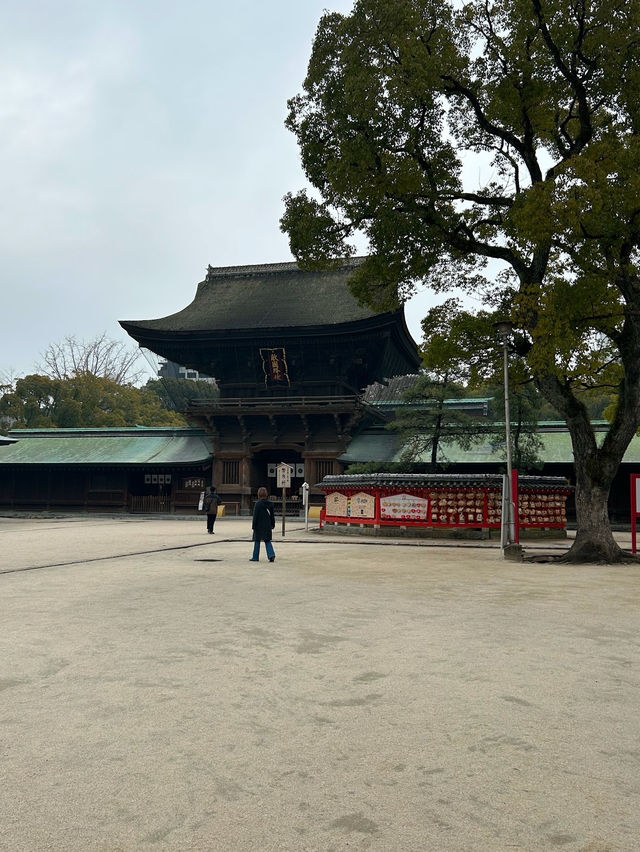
276, 463, 293, 489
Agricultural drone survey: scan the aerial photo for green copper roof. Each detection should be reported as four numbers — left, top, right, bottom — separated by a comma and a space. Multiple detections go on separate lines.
0, 428, 213, 466
341, 424, 640, 465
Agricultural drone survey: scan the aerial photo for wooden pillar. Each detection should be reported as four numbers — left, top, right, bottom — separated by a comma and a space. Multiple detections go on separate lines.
169, 471, 176, 514
305, 459, 318, 491
241, 455, 252, 513
212, 456, 222, 487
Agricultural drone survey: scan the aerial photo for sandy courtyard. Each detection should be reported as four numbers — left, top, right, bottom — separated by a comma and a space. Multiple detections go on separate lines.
1, 515, 639, 851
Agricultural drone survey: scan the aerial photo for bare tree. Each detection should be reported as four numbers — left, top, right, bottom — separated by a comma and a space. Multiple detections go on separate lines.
39, 333, 145, 385
0, 369, 18, 392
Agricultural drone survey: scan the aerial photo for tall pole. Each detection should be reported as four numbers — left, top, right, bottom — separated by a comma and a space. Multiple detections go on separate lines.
495, 321, 516, 549
502, 339, 516, 545
302, 481, 309, 531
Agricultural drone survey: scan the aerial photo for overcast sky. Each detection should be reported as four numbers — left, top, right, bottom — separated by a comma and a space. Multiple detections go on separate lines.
1, 0, 438, 382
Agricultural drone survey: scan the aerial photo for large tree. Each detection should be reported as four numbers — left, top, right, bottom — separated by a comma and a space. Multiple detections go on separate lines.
390, 375, 485, 470
144, 377, 219, 413
281, 0, 640, 562
390, 299, 490, 469
39, 333, 145, 385
0, 373, 185, 428
397, 299, 544, 471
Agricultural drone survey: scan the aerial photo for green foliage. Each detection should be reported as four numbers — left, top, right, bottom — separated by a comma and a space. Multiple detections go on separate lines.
390, 373, 487, 470
347, 460, 415, 474
0, 373, 186, 428
282, 0, 640, 393
487, 382, 545, 472
389, 304, 495, 466
393, 300, 542, 471
280, 192, 354, 271
283, 0, 640, 557
420, 298, 501, 383
144, 378, 219, 413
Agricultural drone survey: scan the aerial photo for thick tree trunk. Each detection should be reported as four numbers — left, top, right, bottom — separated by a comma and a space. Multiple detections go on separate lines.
566, 456, 626, 563
430, 412, 442, 471
536, 374, 636, 564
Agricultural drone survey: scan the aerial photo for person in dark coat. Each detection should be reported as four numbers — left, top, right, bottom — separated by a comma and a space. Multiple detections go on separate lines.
203, 485, 222, 534
250, 486, 275, 562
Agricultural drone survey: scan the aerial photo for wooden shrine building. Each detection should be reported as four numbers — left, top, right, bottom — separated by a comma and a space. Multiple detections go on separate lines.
120, 259, 421, 513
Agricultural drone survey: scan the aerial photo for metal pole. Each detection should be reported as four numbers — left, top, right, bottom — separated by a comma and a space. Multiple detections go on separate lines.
502, 339, 516, 546
302, 481, 309, 531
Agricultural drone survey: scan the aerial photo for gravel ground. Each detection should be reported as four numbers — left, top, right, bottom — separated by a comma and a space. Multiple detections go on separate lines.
1, 515, 639, 851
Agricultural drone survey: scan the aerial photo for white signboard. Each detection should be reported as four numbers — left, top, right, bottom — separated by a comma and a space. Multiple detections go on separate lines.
276, 463, 293, 489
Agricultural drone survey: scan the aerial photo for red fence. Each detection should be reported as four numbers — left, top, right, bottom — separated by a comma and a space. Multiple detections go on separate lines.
631, 474, 640, 554
317, 473, 572, 533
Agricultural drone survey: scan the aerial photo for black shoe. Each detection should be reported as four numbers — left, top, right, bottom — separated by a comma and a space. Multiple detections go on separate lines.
269, 556, 275, 562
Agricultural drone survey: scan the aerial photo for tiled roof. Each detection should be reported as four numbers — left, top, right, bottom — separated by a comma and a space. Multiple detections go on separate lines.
364, 380, 492, 413
121, 258, 382, 333
364, 375, 420, 402
0, 427, 213, 466
319, 473, 572, 490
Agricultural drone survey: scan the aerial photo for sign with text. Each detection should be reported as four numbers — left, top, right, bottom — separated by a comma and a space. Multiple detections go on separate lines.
325, 492, 348, 516
260, 347, 290, 386
183, 477, 205, 490
350, 492, 375, 518
276, 463, 293, 489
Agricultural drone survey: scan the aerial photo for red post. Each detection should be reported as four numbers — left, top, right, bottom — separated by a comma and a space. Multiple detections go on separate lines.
631, 475, 638, 554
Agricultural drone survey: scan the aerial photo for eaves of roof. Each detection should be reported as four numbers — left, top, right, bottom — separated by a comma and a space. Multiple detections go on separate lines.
320, 472, 572, 490
340, 425, 640, 465
0, 429, 214, 466
373, 398, 491, 410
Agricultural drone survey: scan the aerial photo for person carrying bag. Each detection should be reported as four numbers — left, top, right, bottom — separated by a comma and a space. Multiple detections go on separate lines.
203, 485, 222, 534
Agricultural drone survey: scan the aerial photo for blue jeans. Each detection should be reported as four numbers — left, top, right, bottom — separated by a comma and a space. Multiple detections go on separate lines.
252, 539, 275, 561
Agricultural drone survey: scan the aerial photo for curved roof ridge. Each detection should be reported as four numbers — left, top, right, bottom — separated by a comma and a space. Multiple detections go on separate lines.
121, 256, 385, 333
204, 256, 366, 280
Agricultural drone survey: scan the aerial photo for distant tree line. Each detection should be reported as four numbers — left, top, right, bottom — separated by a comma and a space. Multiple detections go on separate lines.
0, 334, 218, 429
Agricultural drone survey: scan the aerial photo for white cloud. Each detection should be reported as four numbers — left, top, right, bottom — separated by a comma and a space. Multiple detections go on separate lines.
3, 1, 413, 380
